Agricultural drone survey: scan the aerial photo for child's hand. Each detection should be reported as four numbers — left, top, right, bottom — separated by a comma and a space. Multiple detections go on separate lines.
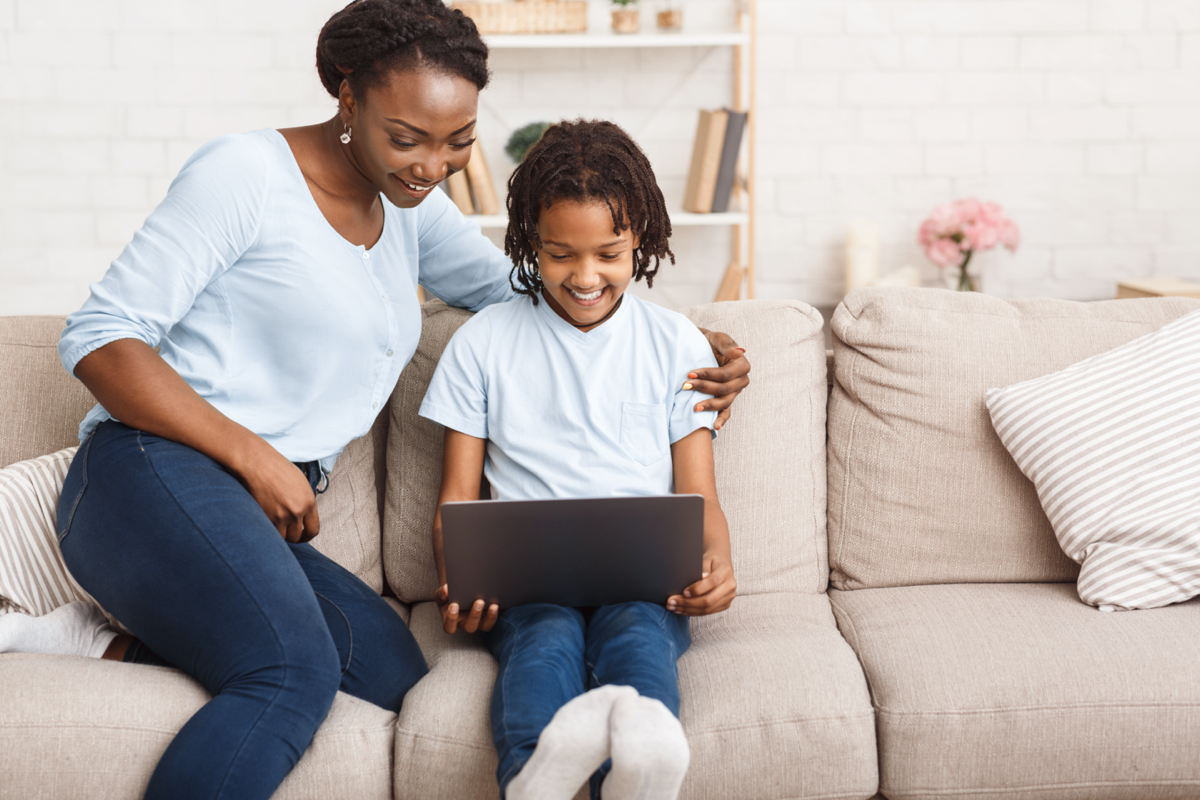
436, 584, 499, 634
667, 555, 736, 616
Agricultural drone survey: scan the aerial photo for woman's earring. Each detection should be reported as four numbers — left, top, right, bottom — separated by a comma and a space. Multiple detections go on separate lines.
340, 125, 352, 144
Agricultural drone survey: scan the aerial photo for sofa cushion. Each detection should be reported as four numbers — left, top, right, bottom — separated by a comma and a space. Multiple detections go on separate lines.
986, 309, 1200, 611
384, 302, 476, 604
384, 299, 831, 602
0, 316, 95, 469
393, 594, 878, 800
829, 582, 1200, 800
678, 301, 830, 595
311, 408, 389, 594
827, 288, 1200, 590
0, 654, 396, 800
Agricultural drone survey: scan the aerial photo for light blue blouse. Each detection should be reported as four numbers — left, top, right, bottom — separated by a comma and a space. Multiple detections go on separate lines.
59, 129, 514, 472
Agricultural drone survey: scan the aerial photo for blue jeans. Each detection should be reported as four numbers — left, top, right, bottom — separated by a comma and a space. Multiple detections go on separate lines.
482, 602, 691, 799
57, 421, 428, 800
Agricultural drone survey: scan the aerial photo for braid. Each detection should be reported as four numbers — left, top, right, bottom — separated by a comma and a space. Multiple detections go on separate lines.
504, 119, 674, 303
316, 0, 489, 99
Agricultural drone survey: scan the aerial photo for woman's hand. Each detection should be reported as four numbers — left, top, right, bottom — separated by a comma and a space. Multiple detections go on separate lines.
237, 448, 320, 543
436, 584, 498, 633
690, 329, 751, 431
667, 554, 736, 616
72, 338, 321, 543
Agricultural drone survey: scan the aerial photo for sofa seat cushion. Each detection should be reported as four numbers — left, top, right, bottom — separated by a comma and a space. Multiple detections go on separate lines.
829, 583, 1200, 800
0, 654, 396, 800
394, 594, 877, 800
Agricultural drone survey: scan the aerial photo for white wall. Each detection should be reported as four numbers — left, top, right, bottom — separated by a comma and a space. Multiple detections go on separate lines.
757, 0, 1200, 303
1, 0, 1198, 316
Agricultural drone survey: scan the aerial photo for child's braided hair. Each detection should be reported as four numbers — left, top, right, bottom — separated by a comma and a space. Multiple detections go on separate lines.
316, 0, 490, 99
504, 119, 674, 302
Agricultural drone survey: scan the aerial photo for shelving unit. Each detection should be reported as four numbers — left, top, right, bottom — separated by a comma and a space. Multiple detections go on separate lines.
470, 1, 756, 301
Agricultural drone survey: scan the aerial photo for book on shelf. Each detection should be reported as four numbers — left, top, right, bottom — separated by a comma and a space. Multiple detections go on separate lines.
713, 262, 744, 302
683, 108, 748, 214
465, 143, 501, 215
710, 109, 747, 214
443, 141, 500, 216
683, 109, 728, 213
446, 170, 475, 215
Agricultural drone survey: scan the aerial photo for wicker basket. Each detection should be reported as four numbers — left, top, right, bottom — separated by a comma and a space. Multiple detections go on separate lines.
453, 0, 588, 35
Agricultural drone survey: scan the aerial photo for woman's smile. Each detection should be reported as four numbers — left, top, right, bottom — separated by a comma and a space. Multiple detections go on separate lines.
392, 174, 439, 198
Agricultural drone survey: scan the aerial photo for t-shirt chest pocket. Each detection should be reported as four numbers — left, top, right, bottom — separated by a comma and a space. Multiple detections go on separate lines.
620, 402, 669, 466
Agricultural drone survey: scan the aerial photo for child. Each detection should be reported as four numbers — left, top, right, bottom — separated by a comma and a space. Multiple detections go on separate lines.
419, 119, 737, 800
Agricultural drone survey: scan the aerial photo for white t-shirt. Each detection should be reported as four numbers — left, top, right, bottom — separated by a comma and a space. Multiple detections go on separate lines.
419, 293, 719, 500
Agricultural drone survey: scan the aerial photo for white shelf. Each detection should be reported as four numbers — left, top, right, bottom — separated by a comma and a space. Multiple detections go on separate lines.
469, 211, 748, 229
484, 30, 748, 49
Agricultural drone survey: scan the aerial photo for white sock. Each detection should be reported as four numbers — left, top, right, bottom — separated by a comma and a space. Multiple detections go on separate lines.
601, 694, 690, 800
0, 601, 118, 659
506, 684, 638, 800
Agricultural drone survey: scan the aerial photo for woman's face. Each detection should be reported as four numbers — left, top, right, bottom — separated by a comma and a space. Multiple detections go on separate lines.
341, 68, 479, 209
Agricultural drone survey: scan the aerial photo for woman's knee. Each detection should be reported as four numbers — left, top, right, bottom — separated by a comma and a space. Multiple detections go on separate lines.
222, 635, 343, 724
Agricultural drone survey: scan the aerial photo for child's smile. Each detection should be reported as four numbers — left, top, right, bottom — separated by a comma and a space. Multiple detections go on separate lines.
536, 200, 640, 332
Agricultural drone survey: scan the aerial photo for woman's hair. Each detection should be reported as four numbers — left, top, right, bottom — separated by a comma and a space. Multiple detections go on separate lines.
316, 0, 490, 99
504, 119, 674, 302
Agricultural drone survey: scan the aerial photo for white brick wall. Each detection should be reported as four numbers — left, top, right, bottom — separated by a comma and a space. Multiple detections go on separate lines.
759, 0, 1200, 303
1, 0, 1198, 315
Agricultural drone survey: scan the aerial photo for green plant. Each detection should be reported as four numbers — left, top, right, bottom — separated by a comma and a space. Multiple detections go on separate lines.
611, 0, 638, 6
505, 122, 552, 163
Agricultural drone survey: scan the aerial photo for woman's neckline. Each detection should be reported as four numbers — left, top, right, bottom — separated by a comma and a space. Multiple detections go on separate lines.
270, 128, 387, 253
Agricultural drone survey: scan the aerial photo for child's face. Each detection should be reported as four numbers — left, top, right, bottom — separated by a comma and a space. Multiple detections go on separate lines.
536, 199, 640, 332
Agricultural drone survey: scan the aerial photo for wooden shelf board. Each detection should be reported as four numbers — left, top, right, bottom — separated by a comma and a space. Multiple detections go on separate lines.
484, 30, 748, 49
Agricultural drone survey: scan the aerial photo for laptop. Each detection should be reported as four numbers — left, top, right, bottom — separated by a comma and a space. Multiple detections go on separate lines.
441, 495, 704, 609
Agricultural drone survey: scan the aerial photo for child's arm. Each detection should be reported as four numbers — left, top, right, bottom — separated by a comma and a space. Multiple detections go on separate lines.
432, 427, 500, 634
667, 428, 736, 615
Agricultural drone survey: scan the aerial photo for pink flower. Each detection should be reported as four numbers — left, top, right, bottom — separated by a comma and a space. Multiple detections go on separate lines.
927, 237, 966, 268
918, 198, 1019, 270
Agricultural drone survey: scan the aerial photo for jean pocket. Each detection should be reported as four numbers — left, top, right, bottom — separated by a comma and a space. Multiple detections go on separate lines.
620, 402, 669, 466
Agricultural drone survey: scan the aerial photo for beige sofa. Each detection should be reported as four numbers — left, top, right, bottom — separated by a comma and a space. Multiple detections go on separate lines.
2, 287, 1198, 800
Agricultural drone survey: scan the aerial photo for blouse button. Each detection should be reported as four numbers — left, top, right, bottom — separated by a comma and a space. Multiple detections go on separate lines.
372, 402, 379, 411
363, 251, 370, 259
386, 349, 394, 357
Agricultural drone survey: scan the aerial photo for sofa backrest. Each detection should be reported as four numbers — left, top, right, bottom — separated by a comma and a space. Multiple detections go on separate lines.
827, 287, 1200, 590
0, 317, 94, 469
0, 315, 386, 593
382, 298, 831, 602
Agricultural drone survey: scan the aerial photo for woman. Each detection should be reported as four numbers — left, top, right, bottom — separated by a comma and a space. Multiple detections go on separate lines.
21, 2, 749, 799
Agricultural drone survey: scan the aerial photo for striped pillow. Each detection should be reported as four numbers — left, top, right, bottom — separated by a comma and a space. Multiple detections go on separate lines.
0, 448, 122, 629
985, 309, 1200, 611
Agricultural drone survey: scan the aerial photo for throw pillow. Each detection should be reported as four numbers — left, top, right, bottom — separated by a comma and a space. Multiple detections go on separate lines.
985, 309, 1200, 611
0, 447, 123, 629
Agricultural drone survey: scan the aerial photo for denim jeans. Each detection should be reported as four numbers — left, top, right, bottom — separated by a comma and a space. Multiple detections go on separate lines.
482, 601, 691, 799
57, 421, 428, 800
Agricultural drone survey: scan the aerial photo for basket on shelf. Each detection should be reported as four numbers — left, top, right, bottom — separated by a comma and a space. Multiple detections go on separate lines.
452, 0, 588, 35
